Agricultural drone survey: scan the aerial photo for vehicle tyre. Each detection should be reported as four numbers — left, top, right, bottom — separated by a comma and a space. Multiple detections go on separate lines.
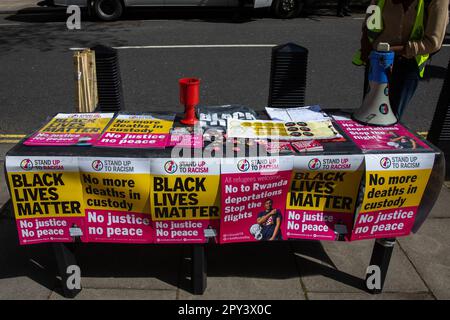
93, 0, 124, 21
272, 0, 303, 19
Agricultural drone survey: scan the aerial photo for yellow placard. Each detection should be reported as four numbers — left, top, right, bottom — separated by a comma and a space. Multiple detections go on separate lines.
8, 171, 84, 219
150, 174, 221, 221
39, 114, 112, 134
287, 170, 363, 213
105, 116, 173, 134
360, 169, 432, 211
80, 172, 150, 214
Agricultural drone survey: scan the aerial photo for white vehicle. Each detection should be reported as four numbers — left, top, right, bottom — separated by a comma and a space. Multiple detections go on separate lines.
54, 0, 305, 21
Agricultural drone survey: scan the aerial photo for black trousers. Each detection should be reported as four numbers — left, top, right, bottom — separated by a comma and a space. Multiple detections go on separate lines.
337, 0, 350, 13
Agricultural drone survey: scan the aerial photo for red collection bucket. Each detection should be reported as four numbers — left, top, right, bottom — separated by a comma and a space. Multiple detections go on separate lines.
179, 78, 200, 107
179, 77, 200, 125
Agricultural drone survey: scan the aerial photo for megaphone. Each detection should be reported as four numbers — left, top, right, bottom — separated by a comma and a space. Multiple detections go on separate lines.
353, 45, 397, 126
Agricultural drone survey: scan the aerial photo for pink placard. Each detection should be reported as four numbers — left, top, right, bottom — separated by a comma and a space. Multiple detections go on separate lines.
24, 132, 101, 146
220, 157, 293, 244
336, 120, 430, 151
16, 217, 85, 245
351, 206, 417, 240
285, 210, 353, 241
95, 132, 170, 148
153, 219, 220, 244
83, 209, 154, 243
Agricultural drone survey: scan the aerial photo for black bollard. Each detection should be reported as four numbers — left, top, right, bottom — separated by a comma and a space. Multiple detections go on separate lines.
92, 45, 124, 112
268, 43, 308, 108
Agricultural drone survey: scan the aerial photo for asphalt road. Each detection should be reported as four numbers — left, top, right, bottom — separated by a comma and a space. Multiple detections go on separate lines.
0, 8, 449, 134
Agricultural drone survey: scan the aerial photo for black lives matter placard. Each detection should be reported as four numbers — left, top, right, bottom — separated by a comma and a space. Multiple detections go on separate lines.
6, 156, 85, 245
150, 158, 221, 243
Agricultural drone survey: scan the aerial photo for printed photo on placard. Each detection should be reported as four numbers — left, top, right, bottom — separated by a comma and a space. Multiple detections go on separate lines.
150, 158, 221, 244
220, 156, 293, 244
6, 156, 85, 245
79, 157, 153, 243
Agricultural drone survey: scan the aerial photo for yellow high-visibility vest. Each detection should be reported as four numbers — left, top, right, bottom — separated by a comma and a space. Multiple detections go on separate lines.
353, 0, 429, 77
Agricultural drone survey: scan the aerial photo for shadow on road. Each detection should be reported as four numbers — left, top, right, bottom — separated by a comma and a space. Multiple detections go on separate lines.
0, 5, 367, 53
0, 14, 131, 52
4, 5, 367, 24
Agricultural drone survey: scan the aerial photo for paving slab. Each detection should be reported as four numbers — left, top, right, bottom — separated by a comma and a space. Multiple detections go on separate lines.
179, 241, 305, 300
290, 239, 429, 294
398, 219, 450, 300
428, 186, 450, 218
308, 292, 434, 300
49, 288, 177, 300
0, 218, 57, 299
179, 277, 306, 300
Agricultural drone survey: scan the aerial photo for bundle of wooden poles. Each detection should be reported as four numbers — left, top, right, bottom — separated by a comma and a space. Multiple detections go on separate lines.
74, 49, 98, 112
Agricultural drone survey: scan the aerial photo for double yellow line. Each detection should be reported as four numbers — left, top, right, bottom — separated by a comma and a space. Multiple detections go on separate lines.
0, 134, 26, 144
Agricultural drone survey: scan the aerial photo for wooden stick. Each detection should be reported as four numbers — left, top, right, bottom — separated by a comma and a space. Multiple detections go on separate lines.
74, 52, 82, 112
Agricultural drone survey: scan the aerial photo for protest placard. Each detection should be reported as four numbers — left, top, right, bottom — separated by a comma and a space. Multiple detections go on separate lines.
24, 113, 114, 146
6, 156, 85, 244
352, 153, 435, 240
286, 155, 364, 241
94, 113, 175, 148
220, 156, 293, 243
79, 157, 153, 243
150, 158, 221, 243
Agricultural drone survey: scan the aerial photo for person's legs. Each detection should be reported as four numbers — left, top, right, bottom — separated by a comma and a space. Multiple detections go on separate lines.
343, 0, 351, 15
389, 58, 420, 120
337, 0, 345, 16
363, 63, 370, 99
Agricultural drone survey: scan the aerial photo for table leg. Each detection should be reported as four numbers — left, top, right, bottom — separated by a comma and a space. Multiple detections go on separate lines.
191, 244, 207, 295
366, 238, 396, 294
52, 243, 81, 298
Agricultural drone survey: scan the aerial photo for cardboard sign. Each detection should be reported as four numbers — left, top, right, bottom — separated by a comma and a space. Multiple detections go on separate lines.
220, 156, 293, 243
150, 158, 221, 244
6, 156, 85, 245
286, 155, 364, 241
24, 113, 114, 146
351, 153, 435, 240
79, 157, 153, 243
